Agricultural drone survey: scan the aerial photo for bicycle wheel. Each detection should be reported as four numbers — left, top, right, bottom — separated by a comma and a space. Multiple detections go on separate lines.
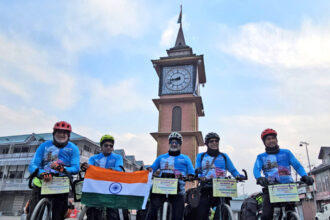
30, 198, 51, 220
216, 204, 234, 220
78, 206, 88, 220
288, 211, 299, 220
157, 202, 172, 220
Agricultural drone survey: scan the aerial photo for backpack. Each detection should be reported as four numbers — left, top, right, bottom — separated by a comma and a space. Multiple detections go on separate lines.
240, 193, 263, 220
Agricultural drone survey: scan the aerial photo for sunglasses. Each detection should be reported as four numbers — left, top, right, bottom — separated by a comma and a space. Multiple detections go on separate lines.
170, 140, 179, 145
209, 139, 219, 143
103, 144, 114, 148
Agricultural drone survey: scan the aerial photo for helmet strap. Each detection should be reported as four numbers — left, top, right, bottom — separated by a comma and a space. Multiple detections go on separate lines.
265, 145, 280, 154
207, 148, 220, 157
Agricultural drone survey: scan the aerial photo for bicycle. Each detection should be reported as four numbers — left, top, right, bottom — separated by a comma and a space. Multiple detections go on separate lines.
146, 172, 193, 220
188, 169, 248, 220
29, 169, 77, 220
259, 181, 303, 220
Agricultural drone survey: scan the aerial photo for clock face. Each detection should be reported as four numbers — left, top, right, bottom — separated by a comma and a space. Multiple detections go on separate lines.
160, 65, 195, 95
165, 68, 191, 91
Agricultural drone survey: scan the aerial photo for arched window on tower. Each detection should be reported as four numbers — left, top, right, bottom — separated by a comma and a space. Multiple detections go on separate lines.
172, 106, 182, 131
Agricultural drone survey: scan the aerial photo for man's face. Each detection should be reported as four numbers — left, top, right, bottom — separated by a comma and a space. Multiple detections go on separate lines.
264, 135, 278, 148
207, 138, 219, 150
169, 139, 181, 152
54, 130, 69, 144
101, 141, 114, 155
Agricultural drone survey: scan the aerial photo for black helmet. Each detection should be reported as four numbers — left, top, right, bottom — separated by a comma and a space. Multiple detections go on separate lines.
205, 132, 220, 145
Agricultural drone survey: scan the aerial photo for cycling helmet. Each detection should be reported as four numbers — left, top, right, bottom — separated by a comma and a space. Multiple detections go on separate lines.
261, 128, 277, 141
100, 134, 115, 145
168, 132, 182, 145
205, 132, 220, 145
53, 121, 72, 133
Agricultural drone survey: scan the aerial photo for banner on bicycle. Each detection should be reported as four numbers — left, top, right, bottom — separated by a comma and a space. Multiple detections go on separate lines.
268, 184, 299, 203
81, 165, 152, 209
213, 179, 237, 198
41, 177, 70, 195
152, 178, 178, 194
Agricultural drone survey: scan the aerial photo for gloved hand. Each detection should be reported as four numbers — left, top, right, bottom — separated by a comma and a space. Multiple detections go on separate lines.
236, 174, 246, 181
40, 173, 52, 182
80, 162, 89, 172
51, 161, 65, 172
301, 175, 314, 185
256, 177, 269, 187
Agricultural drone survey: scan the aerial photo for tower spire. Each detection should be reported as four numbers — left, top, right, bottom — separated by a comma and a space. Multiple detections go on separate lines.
174, 5, 186, 47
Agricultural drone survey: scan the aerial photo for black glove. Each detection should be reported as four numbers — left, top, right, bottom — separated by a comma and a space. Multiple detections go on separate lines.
256, 177, 269, 187
301, 175, 314, 185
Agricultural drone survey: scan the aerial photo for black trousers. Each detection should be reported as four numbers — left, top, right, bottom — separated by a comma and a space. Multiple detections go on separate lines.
145, 193, 184, 220
188, 188, 231, 220
27, 186, 68, 220
86, 207, 122, 220
261, 188, 296, 220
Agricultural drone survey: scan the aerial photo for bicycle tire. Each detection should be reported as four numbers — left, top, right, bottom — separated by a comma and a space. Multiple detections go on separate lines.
216, 204, 234, 220
288, 211, 299, 220
78, 206, 88, 220
156, 202, 172, 220
30, 198, 51, 220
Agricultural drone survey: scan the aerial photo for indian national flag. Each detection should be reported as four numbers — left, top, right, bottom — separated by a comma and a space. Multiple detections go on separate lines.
81, 165, 152, 209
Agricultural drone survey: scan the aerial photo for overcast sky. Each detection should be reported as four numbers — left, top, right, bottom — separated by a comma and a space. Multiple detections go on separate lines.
1, 0, 330, 194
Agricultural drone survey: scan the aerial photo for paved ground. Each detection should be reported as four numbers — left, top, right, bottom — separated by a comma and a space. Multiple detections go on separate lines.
0, 215, 137, 220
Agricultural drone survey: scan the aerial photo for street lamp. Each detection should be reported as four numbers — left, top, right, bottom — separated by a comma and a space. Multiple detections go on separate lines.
299, 141, 312, 173
299, 141, 317, 211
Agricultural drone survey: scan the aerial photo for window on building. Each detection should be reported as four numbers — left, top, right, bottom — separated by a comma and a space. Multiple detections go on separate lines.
83, 145, 91, 152
22, 147, 29, 153
1, 148, 9, 154
13, 147, 21, 153
0, 166, 3, 178
172, 106, 182, 131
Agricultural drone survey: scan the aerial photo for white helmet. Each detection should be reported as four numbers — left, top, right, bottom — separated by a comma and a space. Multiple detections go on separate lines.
168, 132, 183, 145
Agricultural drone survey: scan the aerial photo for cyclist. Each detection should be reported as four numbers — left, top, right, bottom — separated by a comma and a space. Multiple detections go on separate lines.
253, 128, 314, 220
28, 121, 80, 220
194, 132, 245, 220
81, 134, 125, 220
145, 132, 195, 220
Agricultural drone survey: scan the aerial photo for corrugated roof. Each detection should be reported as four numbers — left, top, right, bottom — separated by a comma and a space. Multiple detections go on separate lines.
0, 132, 86, 145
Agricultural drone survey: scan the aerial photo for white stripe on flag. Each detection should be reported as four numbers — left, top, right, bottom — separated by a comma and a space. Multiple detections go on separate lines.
83, 178, 152, 197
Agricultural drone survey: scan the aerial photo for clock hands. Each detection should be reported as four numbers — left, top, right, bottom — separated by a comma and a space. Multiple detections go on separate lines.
167, 76, 181, 84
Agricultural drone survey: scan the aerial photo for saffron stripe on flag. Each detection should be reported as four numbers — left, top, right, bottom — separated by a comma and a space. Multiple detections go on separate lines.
85, 165, 149, 183
82, 192, 145, 209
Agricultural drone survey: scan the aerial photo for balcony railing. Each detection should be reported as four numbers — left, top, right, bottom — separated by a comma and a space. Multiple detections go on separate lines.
0, 179, 30, 191
0, 152, 34, 159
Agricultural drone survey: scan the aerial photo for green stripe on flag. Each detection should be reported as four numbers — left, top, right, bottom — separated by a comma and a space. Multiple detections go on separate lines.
82, 192, 145, 209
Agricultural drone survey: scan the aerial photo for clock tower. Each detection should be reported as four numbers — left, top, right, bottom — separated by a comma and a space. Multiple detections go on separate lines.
150, 17, 206, 164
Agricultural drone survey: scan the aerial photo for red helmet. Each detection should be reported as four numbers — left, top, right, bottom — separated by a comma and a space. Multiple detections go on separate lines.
261, 128, 277, 140
53, 121, 72, 133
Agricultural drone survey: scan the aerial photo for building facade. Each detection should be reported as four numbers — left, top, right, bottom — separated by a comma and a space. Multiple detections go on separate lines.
0, 132, 143, 215
311, 146, 330, 209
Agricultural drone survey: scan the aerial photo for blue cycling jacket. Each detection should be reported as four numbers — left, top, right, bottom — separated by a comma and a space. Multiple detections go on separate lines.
195, 152, 240, 179
253, 149, 307, 183
150, 153, 195, 194
29, 140, 80, 176
88, 152, 123, 171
